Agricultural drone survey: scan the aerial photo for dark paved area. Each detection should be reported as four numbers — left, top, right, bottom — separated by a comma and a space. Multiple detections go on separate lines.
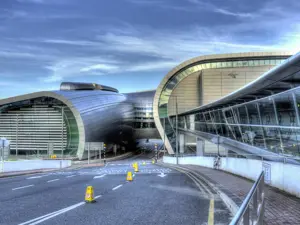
180, 165, 300, 225
0, 154, 231, 225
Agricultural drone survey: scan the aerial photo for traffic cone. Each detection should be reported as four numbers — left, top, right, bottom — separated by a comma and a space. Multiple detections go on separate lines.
85, 186, 95, 203
127, 171, 133, 181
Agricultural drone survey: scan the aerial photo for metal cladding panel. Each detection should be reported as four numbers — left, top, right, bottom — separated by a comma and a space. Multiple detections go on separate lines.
53, 90, 131, 143
124, 90, 156, 103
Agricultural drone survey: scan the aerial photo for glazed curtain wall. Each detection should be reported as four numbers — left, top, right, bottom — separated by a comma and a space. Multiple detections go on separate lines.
177, 87, 300, 157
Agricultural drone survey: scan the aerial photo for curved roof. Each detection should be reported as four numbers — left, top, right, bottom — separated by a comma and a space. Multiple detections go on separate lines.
153, 51, 294, 154
181, 51, 300, 115
0, 90, 127, 159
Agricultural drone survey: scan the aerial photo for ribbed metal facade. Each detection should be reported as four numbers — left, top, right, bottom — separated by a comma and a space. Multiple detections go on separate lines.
0, 106, 67, 155
0, 90, 133, 159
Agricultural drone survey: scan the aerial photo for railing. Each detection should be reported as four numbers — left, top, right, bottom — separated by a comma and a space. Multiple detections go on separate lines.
229, 171, 265, 225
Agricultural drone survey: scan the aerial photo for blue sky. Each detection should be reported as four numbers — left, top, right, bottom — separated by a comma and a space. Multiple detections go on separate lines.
0, 0, 299, 98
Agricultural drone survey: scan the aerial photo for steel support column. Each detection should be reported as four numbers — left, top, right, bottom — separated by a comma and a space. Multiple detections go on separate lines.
271, 98, 284, 153
256, 102, 267, 149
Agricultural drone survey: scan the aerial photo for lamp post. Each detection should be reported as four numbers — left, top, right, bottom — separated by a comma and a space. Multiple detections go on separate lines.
175, 96, 179, 165
61, 107, 64, 168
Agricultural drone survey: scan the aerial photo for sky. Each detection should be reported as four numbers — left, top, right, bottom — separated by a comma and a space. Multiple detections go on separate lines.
0, 0, 300, 99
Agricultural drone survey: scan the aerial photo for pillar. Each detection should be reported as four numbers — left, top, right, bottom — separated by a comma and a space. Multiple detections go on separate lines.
196, 137, 204, 156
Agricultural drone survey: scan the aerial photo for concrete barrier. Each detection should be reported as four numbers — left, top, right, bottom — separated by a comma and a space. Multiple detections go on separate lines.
3, 160, 72, 172
163, 156, 300, 198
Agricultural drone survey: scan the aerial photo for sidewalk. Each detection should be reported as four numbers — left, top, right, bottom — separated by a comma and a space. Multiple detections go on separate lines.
0, 168, 58, 178
181, 165, 300, 225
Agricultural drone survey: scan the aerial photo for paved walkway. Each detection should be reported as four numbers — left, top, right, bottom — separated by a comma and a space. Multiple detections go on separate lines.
0, 168, 58, 178
181, 165, 300, 225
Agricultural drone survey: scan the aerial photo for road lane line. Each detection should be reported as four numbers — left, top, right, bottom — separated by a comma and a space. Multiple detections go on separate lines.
66, 175, 76, 178
47, 179, 59, 183
112, 184, 123, 190
27, 176, 43, 180
18, 205, 76, 225
12, 185, 34, 191
94, 195, 102, 199
93, 174, 106, 179
208, 199, 214, 225
18, 202, 85, 225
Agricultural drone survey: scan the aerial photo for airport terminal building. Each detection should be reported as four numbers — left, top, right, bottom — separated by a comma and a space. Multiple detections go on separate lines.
1, 51, 299, 160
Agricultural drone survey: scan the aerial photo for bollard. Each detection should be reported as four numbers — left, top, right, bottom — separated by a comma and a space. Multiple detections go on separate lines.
134, 163, 139, 172
85, 186, 95, 203
152, 160, 155, 164
127, 171, 133, 181
142, 161, 146, 165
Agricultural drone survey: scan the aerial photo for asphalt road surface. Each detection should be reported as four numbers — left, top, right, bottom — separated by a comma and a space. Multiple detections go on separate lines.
0, 154, 231, 225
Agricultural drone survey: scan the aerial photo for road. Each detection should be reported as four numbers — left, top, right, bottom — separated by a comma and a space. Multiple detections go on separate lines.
0, 154, 231, 225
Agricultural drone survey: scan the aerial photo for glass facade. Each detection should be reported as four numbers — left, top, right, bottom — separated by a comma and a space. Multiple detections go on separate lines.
158, 56, 287, 152
178, 87, 300, 157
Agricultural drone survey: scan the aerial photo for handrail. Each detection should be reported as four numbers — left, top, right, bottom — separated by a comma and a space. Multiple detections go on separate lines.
229, 171, 265, 225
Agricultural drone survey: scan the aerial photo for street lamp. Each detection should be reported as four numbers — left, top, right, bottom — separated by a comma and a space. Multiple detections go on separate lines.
175, 96, 179, 165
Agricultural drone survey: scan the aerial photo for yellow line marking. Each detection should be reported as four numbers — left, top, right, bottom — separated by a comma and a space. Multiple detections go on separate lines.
208, 199, 214, 225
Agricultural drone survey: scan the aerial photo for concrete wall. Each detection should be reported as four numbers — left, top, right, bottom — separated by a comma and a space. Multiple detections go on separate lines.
3, 160, 71, 172
163, 156, 300, 198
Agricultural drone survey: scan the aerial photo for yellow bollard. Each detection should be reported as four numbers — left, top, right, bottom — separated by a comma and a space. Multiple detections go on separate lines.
134, 163, 139, 172
127, 171, 133, 181
85, 186, 95, 203
152, 160, 155, 164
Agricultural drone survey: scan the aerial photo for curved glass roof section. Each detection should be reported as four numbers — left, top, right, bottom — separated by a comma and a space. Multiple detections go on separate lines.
158, 57, 288, 119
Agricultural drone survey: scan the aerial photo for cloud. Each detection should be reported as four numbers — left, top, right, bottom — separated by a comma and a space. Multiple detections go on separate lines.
0, 50, 35, 58
80, 64, 119, 72
39, 20, 298, 83
127, 61, 178, 72
214, 8, 255, 18
43, 39, 98, 46
128, 0, 256, 18
1, 0, 299, 99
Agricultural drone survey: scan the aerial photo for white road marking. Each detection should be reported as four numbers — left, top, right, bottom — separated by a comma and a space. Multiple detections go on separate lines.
158, 173, 167, 178
112, 184, 123, 190
93, 174, 106, 179
18, 202, 85, 225
66, 175, 76, 178
12, 185, 34, 191
27, 176, 43, 180
47, 179, 59, 183
94, 195, 102, 199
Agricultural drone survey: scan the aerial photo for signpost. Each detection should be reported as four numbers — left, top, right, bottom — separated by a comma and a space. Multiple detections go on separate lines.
85, 142, 104, 164
155, 143, 158, 161
0, 137, 10, 173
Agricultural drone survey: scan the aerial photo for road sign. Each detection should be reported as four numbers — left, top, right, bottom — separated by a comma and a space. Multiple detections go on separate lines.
85, 142, 104, 151
0, 137, 10, 148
